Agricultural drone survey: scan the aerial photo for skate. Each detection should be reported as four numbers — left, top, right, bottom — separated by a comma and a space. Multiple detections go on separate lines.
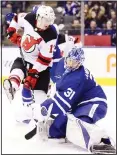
90, 142, 116, 154
3, 79, 16, 102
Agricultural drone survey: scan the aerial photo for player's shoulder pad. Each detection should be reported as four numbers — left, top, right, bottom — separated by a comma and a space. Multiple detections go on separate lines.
24, 12, 36, 28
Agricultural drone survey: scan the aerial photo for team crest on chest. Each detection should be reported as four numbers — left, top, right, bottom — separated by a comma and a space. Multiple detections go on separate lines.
21, 34, 42, 53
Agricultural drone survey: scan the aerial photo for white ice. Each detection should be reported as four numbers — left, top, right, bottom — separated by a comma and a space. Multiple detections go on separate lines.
2, 86, 116, 154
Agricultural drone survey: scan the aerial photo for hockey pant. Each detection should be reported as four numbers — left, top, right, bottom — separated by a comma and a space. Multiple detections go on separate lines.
10, 57, 50, 93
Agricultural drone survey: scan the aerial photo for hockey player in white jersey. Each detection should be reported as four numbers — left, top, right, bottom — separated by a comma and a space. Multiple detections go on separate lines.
31, 4, 82, 83
25, 46, 115, 154
3, 7, 82, 123
3, 6, 81, 100
3, 5, 57, 104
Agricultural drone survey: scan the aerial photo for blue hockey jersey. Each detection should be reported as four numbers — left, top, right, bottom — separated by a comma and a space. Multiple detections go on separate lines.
47, 58, 107, 114
40, 58, 108, 138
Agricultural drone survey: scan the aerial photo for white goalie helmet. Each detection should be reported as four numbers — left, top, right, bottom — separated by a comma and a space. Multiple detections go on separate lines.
36, 5, 56, 30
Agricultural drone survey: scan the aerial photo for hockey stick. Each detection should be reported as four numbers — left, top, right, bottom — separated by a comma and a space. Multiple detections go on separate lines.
19, 47, 35, 98
25, 104, 55, 140
25, 114, 56, 140
19, 47, 35, 102
19, 47, 28, 76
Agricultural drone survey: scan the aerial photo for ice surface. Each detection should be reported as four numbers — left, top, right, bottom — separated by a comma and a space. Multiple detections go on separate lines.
2, 86, 116, 154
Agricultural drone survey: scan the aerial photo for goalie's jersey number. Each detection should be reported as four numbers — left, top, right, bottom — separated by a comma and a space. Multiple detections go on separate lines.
64, 88, 75, 100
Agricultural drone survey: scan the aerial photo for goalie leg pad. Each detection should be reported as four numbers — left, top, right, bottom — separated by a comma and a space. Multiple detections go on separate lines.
66, 114, 109, 151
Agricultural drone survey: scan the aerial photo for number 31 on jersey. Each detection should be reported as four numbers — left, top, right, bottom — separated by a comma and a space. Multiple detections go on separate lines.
64, 88, 75, 100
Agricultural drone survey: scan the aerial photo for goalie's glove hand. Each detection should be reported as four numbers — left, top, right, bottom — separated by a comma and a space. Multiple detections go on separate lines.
37, 105, 53, 141
24, 69, 39, 90
6, 27, 21, 47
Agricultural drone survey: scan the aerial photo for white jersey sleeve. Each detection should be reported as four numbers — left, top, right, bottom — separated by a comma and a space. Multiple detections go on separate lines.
9, 13, 27, 31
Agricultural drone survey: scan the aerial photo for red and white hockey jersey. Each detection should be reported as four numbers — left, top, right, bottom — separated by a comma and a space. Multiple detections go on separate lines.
9, 12, 58, 72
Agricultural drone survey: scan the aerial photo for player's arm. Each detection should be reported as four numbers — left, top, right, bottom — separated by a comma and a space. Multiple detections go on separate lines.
6, 13, 27, 46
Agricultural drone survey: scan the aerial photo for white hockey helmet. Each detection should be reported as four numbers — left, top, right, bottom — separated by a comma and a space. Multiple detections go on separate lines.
36, 5, 56, 30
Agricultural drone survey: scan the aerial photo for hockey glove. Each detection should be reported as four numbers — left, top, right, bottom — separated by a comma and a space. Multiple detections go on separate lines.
6, 27, 21, 47
24, 69, 39, 89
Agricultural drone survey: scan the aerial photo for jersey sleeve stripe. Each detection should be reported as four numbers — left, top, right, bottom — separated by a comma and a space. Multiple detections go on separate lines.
37, 53, 52, 66
36, 58, 49, 66
38, 52, 52, 62
56, 91, 71, 108
77, 97, 107, 106
53, 95, 70, 112
51, 97, 66, 115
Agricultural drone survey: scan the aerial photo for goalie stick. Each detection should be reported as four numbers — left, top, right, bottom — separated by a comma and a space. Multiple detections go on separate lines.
25, 124, 37, 140
25, 114, 56, 140
25, 104, 55, 140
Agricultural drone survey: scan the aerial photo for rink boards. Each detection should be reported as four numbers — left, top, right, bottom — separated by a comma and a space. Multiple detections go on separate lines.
2, 47, 116, 86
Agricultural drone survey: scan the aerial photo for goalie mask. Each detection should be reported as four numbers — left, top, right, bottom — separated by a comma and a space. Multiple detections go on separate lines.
36, 5, 56, 30
64, 46, 85, 71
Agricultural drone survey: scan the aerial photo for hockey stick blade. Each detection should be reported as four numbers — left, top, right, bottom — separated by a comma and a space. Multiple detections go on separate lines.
25, 125, 37, 140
